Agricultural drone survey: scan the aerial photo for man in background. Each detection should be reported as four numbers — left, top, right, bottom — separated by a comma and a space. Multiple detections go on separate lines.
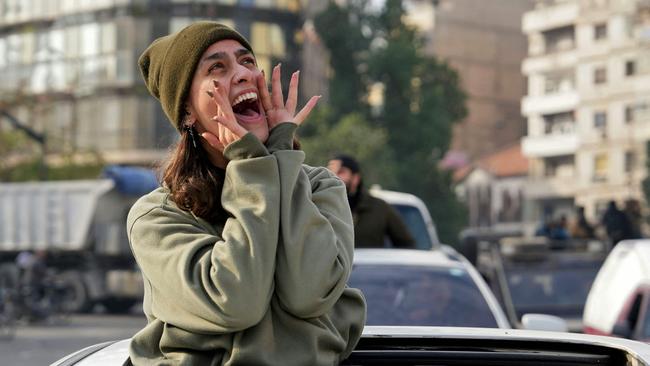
328, 154, 415, 249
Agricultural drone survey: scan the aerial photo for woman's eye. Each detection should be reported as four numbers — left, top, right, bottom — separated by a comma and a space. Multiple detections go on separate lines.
242, 57, 255, 65
208, 63, 224, 73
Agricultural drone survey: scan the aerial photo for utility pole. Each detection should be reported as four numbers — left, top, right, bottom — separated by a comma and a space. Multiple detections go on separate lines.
1, 110, 47, 180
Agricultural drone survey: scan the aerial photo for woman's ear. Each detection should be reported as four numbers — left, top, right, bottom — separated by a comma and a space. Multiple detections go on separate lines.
183, 105, 195, 128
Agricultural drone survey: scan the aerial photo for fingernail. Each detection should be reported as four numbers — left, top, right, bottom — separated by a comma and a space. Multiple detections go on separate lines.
206, 90, 214, 97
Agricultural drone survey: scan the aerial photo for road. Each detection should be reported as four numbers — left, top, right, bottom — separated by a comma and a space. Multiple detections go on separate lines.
0, 314, 147, 365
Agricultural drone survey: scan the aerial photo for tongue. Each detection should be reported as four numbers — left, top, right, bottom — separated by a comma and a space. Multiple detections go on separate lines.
239, 108, 259, 117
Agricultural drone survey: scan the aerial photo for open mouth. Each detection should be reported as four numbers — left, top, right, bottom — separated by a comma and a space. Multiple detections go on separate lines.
231, 92, 263, 123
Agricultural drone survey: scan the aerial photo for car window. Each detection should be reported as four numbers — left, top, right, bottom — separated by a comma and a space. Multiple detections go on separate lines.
349, 264, 499, 328
506, 266, 598, 315
391, 204, 432, 250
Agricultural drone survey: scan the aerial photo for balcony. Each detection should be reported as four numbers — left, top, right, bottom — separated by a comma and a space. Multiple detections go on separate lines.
526, 175, 577, 199
522, 132, 579, 158
522, 91, 579, 115
523, 1, 579, 34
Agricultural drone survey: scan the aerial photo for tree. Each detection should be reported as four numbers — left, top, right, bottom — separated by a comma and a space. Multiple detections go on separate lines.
311, 0, 468, 245
313, 0, 372, 121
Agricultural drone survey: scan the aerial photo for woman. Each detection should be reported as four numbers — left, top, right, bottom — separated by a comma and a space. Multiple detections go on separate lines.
129, 22, 366, 365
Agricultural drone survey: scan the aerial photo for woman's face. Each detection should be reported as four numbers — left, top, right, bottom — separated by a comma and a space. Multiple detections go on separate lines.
187, 39, 268, 145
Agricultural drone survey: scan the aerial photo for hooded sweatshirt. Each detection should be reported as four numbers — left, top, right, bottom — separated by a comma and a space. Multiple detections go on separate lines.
127, 123, 366, 365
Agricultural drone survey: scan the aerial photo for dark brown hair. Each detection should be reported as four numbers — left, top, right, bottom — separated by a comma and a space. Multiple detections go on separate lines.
161, 127, 301, 223
162, 127, 226, 223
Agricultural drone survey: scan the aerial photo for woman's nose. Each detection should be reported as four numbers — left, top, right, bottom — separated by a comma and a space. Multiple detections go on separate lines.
233, 64, 253, 84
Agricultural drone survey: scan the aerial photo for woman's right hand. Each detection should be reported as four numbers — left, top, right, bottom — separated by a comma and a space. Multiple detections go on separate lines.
201, 80, 248, 152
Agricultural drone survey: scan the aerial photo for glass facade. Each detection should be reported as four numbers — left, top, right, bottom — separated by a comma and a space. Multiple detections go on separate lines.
0, 1, 301, 163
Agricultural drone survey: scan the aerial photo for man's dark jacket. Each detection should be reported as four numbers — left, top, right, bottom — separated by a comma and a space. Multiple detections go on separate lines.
351, 189, 415, 248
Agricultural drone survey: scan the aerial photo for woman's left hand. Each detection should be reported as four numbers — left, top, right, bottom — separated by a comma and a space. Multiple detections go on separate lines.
257, 63, 321, 130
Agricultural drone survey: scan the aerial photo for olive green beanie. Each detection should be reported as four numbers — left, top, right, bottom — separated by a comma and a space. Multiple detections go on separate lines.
138, 22, 253, 130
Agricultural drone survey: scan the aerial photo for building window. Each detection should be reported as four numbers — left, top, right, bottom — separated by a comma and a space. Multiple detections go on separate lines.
594, 66, 607, 84
544, 155, 574, 178
593, 153, 608, 182
625, 151, 636, 173
594, 23, 607, 41
544, 111, 574, 134
626, 60, 636, 76
543, 25, 575, 53
593, 110, 607, 131
626, 102, 650, 123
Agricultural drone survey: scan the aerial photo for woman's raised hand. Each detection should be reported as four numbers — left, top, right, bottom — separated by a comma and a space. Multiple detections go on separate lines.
201, 80, 248, 152
257, 63, 320, 130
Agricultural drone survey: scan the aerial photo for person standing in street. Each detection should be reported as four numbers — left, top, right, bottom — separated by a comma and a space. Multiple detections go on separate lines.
128, 22, 366, 365
328, 154, 416, 249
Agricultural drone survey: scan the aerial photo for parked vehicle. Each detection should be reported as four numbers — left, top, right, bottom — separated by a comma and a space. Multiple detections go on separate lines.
477, 236, 608, 332
50, 326, 650, 366
349, 248, 510, 328
583, 239, 650, 341
0, 165, 158, 313
369, 188, 440, 250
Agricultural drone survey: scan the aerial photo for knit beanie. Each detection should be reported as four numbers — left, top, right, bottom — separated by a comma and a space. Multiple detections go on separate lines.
138, 22, 253, 130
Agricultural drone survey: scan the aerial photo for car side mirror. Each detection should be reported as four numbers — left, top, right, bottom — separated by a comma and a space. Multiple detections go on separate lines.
521, 313, 569, 332
612, 322, 633, 338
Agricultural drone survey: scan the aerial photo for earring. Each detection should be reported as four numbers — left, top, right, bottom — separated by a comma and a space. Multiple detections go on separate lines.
186, 125, 197, 148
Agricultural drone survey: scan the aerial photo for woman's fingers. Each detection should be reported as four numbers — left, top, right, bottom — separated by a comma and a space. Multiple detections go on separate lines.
271, 63, 284, 108
257, 72, 273, 112
285, 71, 299, 116
293, 95, 321, 125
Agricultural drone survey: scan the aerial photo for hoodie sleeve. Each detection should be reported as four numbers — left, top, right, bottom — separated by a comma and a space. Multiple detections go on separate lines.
269, 131, 355, 318
127, 133, 280, 333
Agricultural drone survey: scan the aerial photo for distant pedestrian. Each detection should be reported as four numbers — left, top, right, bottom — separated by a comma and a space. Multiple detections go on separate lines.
569, 206, 595, 239
328, 154, 415, 248
601, 200, 631, 247
624, 199, 643, 239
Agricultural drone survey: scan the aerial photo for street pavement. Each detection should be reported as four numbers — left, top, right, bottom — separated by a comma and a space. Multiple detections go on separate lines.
0, 314, 147, 365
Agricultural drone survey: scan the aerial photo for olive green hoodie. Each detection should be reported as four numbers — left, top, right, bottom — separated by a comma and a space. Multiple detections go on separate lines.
127, 123, 366, 365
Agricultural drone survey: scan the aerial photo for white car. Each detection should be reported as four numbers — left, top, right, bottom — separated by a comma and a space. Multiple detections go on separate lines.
51, 326, 650, 365
349, 248, 511, 328
369, 188, 440, 250
583, 240, 650, 341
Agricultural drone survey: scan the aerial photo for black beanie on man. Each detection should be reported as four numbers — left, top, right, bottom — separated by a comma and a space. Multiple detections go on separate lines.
138, 22, 253, 130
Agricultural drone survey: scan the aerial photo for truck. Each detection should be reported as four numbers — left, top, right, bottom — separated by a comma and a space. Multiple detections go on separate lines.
0, 166, 159, 313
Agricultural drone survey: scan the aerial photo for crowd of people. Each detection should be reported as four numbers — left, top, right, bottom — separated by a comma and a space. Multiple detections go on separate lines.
535, 199, 644, 247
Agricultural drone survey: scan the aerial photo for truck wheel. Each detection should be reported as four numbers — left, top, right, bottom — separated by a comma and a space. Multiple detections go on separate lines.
58, 271, 93, 313
102, 298, 136, 314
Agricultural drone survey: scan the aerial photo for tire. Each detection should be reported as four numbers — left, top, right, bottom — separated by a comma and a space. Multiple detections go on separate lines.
56, 271, 93, 313
102, 298, 136, 314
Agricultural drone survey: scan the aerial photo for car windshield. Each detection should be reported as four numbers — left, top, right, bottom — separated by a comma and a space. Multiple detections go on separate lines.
505, 266, 599, 316
349, 264, 498, 327
391, 204, 432, 250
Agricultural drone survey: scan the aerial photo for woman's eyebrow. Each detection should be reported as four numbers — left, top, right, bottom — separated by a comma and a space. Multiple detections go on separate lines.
201, 51, 226, 64
235, 48, 252, 57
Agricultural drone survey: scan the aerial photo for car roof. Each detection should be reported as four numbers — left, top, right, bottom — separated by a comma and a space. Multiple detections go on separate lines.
617, 240, 650, 277
62, 326, 650, 366
353, 248, 463, 269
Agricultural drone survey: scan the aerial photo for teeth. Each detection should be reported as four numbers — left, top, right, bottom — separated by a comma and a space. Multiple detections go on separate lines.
232, 92, 258, 107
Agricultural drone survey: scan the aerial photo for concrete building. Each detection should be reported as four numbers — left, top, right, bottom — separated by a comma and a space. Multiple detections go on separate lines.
0, 0, 301, 167
454, 144, 529, 233
522, 0, 650, 223
431, 0, 535, 162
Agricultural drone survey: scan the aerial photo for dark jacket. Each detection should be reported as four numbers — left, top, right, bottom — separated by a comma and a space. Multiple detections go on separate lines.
351, 188, 415, 248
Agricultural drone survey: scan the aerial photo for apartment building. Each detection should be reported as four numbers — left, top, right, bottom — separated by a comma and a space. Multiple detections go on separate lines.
0, 0, 301, 166
431, 0, 534, 161
522, 0, 650, 222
